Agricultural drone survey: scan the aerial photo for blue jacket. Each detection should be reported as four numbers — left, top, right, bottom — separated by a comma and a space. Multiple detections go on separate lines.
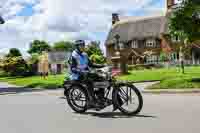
68, 49, 104, 80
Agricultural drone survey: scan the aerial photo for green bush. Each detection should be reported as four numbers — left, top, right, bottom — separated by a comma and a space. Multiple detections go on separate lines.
159, 52, 169, 62
2, 56, 31, 76
0, 70, 9, 77
89, 54, 106, 64
27, 53, 39, 75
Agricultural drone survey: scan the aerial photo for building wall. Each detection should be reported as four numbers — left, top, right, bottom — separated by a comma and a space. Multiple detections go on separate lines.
105, 35, 197, 67
106, 37, 164, 65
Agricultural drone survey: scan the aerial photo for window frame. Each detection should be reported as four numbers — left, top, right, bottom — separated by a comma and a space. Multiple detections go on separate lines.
146, 39, 156, 47
131, 40, 138, 48
146, 55, 158, 63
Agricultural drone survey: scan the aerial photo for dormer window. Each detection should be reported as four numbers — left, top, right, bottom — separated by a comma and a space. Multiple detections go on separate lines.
146, 39, 156, 47
131, 40, 138, 48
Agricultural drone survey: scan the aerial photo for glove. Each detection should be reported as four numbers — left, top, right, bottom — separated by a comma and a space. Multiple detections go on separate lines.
79, 71, 89, 79
103, 64, 107, 67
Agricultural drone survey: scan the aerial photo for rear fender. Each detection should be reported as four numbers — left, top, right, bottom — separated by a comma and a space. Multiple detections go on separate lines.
63, 81, 90, 98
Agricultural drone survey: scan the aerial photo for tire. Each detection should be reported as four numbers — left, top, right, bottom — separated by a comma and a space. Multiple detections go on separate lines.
114, 84, 143, 115
65, 85, 89, 113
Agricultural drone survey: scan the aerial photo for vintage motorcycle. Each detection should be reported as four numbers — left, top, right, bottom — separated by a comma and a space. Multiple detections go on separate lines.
63, 66, 143, 115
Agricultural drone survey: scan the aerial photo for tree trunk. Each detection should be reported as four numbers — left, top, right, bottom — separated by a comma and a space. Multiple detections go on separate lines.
179, 46, 184, 74
120, 56, 128, 74
181, 60, 184, 74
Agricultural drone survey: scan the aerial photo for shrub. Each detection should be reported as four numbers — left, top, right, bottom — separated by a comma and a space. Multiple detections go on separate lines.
2, 56, 31, 76
27, 53, 40, 75
89, 54, 106, 64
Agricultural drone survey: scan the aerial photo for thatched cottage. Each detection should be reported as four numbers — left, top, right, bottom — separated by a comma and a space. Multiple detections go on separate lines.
105, 0, 200, 68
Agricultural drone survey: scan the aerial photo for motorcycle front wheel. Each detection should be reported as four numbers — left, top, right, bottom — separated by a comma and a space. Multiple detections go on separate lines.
113, 84, 143, 115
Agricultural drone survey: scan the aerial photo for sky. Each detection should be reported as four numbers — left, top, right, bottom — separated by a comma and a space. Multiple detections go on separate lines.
0, 0, 167, 57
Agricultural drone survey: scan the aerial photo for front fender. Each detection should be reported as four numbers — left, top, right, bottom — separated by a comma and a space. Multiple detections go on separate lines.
111, 81, 134, 107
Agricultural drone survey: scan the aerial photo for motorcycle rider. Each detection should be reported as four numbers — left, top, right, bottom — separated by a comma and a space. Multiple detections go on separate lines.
68, 40, 106, 108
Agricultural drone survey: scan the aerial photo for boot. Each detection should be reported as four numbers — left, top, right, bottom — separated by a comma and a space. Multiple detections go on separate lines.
89, 99, 104, 110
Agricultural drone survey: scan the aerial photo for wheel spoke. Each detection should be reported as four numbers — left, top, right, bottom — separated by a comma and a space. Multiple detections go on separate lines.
118, 89, 128, 102
126, 86, 128, 105
115, 84, 142, 115
129, 87, 132, 104
68, 88, 87, 110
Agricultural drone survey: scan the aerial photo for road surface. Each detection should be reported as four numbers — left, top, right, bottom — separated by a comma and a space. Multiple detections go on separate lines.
0, 85, 200, 133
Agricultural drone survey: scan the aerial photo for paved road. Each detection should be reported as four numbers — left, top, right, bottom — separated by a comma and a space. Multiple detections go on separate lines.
0, 86, 200, 133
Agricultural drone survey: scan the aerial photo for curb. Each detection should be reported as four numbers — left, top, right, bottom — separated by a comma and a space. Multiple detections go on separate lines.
141, 89, 200, 94
117, 80, 161, 84
132, 80, 161, 84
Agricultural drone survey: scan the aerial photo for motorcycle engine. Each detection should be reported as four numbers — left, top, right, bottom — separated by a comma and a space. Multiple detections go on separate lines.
93, 81, 110, 88
96, 66, 112, 80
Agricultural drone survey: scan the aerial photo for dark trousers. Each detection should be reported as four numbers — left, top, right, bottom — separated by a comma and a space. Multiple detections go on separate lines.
79, 73, 105, 102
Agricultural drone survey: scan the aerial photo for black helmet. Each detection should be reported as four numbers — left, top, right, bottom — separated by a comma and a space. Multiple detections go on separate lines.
75, 40, 85, 47
75, 40, 85, 52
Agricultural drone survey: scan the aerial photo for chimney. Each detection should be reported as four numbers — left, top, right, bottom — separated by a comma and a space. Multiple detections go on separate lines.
112, 13, 120, 25
167, 0, 175, 9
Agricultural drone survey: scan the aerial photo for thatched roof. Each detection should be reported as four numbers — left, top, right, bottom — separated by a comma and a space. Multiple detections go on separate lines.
105, 15, 168, 45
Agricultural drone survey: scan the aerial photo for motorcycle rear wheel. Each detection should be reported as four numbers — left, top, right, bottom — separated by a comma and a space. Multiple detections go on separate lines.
114, 84, 143, 115
65, 85, 89, 113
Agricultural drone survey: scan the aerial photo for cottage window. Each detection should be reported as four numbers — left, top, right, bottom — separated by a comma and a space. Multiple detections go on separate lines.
146, 39, 156, 47
146, 55, 158, 64
170, 53, 177, 61
131, 40, 138, 48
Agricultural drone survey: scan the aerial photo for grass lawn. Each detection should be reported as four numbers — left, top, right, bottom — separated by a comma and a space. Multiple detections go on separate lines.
118, 66, 200, 89
0, 74, 66, 89
0, 66, 200, 89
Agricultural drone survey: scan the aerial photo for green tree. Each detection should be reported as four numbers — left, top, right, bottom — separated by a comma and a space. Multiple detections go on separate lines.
28, 40, 51, 54
2, 56, 31, 76
169, 0, 200, 43
86, 41, 102, 57
6, 48, 22, 57
27, 53, 40, 75
85, 41, 106, 64
169, 0, 200, 73
90, 54, 105, 64
53, 41, 74, 52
